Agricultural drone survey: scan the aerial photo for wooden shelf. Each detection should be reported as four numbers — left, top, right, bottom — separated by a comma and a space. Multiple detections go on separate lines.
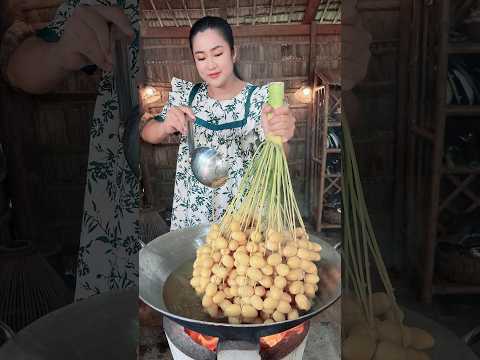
327, 121, 341, 127
408, 0, 480, 304
446, 105, 480, 116
433, 277, 480, 295
448, 42, 480, 54
320, 223, 341, 229
312, 76, 342, 234
442, 166, 480, 175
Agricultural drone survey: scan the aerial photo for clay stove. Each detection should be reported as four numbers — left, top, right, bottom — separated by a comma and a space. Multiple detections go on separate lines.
163, 317, 310, 360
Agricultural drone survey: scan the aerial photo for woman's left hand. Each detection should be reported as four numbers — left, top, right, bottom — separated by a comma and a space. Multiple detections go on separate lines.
261, 104, 296, 143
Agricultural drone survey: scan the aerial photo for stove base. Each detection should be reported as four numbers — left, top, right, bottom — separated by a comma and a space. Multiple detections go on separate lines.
166, 333, 196, 360
166, 330, 309, 360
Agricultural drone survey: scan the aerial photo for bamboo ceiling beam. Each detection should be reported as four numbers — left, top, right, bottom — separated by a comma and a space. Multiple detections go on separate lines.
288, 0, 296, 23
200, 0, 206, 16
141, 23, 340, 38
236, 0, 240, 25
182, 0, 192, 27
150, 0, 164, 27
252, 0, 257, 25
268, 0, 274, 24
333, 6, 340, 23
142, 5, 310, 18
319, 0, 331, 22
303, 0, 321, 24
164, 0, 179, 27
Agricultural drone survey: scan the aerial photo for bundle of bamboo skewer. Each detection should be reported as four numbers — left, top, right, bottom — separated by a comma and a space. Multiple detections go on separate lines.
341, 116, 434, 360
189, 83, 323, 324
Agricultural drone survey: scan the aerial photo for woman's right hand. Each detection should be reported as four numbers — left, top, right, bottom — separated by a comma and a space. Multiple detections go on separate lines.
162, 106, 195, 136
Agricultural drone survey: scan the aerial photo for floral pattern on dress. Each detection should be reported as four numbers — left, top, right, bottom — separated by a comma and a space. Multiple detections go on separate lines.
40, 0, 141, 301
155, 77, 269, 230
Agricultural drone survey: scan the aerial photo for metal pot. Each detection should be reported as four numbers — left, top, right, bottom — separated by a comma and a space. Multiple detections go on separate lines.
140, 225, 341, 341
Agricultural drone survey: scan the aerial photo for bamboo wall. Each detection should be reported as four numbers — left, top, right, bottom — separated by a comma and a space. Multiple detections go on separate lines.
0, 72, 99, 254
350, 0, 403, 270
140, 32, 341, 218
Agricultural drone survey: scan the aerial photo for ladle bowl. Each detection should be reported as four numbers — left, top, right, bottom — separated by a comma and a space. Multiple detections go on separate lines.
187, 120, 229, 188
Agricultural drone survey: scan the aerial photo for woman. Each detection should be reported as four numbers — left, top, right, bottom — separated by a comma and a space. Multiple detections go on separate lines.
141, 16, 296, 230
2, 3, 140, 301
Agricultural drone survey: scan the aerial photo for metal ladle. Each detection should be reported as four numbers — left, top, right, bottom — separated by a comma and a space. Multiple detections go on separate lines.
186, 120, 229, 188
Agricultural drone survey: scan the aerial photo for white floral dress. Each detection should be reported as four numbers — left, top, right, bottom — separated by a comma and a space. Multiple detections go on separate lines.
36, 0, 141, 301
155, 78, 269, 230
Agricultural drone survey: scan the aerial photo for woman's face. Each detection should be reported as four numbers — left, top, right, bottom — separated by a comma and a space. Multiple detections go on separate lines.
191, 29, 236, 87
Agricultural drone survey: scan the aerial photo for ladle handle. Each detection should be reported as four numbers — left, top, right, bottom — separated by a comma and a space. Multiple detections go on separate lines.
186, 118, 195, 160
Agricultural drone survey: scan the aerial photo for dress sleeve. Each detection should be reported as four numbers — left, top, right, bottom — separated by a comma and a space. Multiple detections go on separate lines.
153, 77, 194, 122
35, 0, 77, 42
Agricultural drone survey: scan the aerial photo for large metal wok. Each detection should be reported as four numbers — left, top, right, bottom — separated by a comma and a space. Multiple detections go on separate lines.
139, 224, 341, 341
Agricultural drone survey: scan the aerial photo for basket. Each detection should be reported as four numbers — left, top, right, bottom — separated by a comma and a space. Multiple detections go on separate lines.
436, 241, 480, 285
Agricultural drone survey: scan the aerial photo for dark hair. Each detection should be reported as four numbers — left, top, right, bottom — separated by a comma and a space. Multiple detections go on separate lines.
189, 16, 242, 80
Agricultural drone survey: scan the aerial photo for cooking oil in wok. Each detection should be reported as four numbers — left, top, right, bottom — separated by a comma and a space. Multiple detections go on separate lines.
163, 260, 227, 323
162, 258, 332, 323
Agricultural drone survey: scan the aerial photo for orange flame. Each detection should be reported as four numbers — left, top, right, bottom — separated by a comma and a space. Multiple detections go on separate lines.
184, 329, 218, 352
184, 323, 306, 352
260, 323, 305, 348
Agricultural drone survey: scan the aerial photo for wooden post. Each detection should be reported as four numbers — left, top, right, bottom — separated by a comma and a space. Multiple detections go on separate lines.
303, 0, 321, 24
421, 0, 449, 304
316, 84, 329, 232
306, 22, 316, 226
306, 75, 318, 225
393, 0, 412, 272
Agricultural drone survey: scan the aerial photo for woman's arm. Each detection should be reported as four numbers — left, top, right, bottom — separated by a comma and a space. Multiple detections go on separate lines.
141, 106, 195, 144
6, 37, 70, 93
141, 118, 170, 144
6, 5, 133, 94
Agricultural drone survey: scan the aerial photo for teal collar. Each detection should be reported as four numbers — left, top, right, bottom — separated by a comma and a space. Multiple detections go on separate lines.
188, 83, 257, 131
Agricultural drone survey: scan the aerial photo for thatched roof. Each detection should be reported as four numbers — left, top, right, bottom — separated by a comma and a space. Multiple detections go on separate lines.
141, 0, 341, 28
14, 0, 340, 32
